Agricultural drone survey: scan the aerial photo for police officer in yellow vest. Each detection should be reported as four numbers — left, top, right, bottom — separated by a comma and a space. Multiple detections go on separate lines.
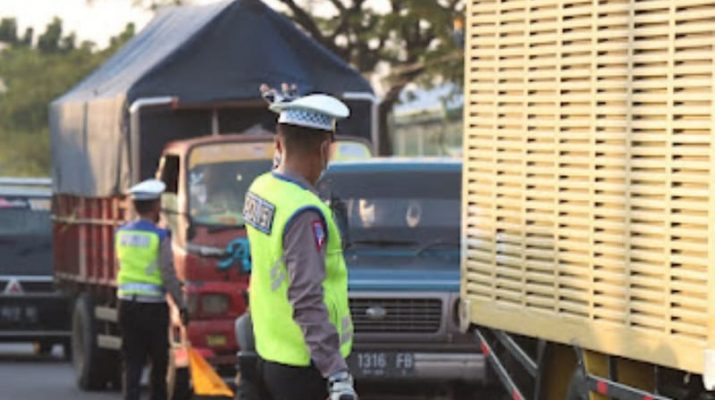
243, 87, 356, 400
116, 179, 187, 400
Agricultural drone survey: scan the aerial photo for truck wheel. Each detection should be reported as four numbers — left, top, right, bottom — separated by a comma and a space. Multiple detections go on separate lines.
565, 368, 588, 400
72, 293, 111, 390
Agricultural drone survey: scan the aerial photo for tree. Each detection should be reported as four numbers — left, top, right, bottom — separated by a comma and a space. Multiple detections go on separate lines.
276, 0, 464, 155
37, 17, 64, 53
0, 18, 136, 175
86, 0, 189, 11
0, 18, 18, 44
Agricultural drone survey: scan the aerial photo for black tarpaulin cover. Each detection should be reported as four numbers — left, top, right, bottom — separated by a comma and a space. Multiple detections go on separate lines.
50, 0, 373, 196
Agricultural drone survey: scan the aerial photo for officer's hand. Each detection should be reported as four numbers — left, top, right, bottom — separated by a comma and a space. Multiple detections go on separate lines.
328, 371, 358, 400
180, 307, 190, 326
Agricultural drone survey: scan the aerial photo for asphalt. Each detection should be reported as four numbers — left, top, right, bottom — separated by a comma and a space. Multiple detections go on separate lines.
0, 343, 497, 399
0, 343, 118, 400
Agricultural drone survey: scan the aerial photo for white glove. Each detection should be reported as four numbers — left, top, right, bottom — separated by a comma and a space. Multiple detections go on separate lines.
328, 371, 358, 400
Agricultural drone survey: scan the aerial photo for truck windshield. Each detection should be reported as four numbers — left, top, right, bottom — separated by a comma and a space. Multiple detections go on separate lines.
0, 197, 52, 275
317, 169, 461, 248
188, 160, 273, 227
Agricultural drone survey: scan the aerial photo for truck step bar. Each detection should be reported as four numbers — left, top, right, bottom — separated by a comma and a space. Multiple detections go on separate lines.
94, 306, 118, 323
492, 329, 538, 378
475, 327, 673, 400
585, 374, 670, 400
97, 334, 121, 350
475, 328, 526, 400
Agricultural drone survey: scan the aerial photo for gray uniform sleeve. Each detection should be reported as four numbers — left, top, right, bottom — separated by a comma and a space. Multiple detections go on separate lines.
159, 238, 185, 309
284, 210, 348, 377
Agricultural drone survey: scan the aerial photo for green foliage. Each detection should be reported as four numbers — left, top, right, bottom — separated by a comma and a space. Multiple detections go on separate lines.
277, 0, 464, 154
279, 0, 464, 95
0, 18, 135, 176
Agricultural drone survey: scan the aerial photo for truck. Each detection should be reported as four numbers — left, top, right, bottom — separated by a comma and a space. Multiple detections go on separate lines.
49, 0, 376, 392
318, 159, 490, 399
0, 178, 69, 356
460, 1, 715, 399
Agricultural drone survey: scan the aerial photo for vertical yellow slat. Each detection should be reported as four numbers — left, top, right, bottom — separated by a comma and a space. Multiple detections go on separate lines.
462, 0, 715, 373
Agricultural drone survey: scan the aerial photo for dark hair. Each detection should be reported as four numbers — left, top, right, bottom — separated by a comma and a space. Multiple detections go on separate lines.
133, 199, 159, 215
277, 123, 332, 155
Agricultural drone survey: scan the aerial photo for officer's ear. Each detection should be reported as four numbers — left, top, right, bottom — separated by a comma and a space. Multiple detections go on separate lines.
274, 134, 284, 155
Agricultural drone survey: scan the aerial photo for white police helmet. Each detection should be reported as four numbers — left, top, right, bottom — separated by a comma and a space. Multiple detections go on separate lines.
128, 179, 166, 201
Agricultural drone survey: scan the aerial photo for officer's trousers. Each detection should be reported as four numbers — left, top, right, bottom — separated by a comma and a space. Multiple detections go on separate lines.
118, 300, 169, 400
258, 358, 328, 400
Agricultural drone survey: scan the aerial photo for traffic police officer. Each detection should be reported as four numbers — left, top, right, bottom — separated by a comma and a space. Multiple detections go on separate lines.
242, 87, 357, 400
115, 179, 187, 400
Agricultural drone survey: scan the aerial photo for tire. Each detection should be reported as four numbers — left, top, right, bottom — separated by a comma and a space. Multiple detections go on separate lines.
565, 368, 588, 400
72, 293, 114, 390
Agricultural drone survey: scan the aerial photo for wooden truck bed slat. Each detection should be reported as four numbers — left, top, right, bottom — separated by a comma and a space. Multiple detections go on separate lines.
462, 0, 715, 375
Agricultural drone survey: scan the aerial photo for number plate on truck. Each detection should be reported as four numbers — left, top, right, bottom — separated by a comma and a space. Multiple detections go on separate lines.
206, 334, 226, 347
348, 352, 415, 378
0, 304, 39, 326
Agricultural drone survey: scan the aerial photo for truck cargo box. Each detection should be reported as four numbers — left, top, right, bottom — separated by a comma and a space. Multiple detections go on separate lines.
461, 0, 715, 375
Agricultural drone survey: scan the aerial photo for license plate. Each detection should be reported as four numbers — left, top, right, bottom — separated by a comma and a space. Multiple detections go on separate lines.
0, 305, 38, 325
348, 352, 415, 378
206, 334, 227, 347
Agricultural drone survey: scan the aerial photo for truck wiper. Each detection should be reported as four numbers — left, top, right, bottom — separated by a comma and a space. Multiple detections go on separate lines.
347, 239, 419, 249
205, 223, 244, 233
414, 239, 460, 256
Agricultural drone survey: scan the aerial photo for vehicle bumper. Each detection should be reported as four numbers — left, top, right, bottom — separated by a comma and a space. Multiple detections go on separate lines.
0, 293, 70, 341
187, 319, 239, 370
348, 351, 487, 384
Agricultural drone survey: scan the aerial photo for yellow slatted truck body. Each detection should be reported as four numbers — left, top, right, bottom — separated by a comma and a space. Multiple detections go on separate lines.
460, 1, 715, 399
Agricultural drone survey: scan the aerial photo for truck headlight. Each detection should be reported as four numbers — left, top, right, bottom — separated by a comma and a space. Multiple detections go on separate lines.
201, 293, 229, 316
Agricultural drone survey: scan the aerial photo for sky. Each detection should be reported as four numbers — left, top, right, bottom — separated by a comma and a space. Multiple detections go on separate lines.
0, 0, 394, 94
0, 0, 287, 48
0, 0, 390, 48
0, 0, 153, 48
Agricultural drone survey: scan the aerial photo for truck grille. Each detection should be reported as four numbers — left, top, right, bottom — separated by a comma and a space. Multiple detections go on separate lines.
350, 298, 442, 334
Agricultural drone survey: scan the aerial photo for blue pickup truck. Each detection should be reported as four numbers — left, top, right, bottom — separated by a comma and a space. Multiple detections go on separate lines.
316, 158, 489, 397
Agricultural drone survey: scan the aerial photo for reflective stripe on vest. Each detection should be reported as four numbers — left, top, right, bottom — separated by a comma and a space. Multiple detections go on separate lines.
118, 283, 165, 296
116, 227, 163, 299
245, 172, 353, 367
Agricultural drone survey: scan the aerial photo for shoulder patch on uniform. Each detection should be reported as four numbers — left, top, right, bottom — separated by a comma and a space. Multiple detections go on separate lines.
119, 232, 151, 248
311, 220, 326, 251
243, 192, 276, 234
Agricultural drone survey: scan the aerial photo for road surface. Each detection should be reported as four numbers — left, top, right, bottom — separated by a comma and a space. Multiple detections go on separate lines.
0, 343, 495, 399
0, 343, 117, 400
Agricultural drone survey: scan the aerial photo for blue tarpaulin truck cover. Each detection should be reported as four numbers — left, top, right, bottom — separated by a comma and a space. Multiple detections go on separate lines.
50, 0, 373, 196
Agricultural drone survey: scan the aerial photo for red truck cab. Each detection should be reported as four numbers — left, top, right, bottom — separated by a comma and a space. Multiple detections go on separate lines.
157, 134, 274, 370
52, 133, 276, 392
53, 131, 372, 392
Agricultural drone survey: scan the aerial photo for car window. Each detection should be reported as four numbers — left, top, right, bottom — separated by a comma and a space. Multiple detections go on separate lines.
317, 169, 461, 246
0, 196, 52, 275
187, 142, 274, 227
0, 197, 50, 236
188, 160, 273, 227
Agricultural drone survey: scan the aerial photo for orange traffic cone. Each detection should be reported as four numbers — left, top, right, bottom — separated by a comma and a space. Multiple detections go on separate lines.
188, 347, 234, 399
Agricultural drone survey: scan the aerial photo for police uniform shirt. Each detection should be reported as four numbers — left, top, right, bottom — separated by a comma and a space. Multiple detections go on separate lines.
276, 171, 348, 377
118, 218, 186, 310
158, 229, 186, 309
